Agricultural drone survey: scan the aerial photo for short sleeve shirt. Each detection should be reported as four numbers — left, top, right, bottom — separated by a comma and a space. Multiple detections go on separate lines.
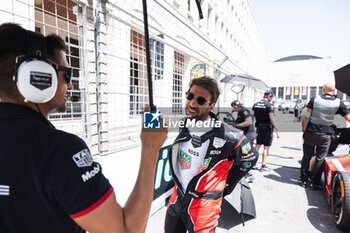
235, 107, 255, 135
0, 103, 112, 233
252, 100, 274, 127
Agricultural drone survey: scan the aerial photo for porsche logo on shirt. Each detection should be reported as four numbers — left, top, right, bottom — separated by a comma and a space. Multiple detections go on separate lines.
179, 151, 191, 169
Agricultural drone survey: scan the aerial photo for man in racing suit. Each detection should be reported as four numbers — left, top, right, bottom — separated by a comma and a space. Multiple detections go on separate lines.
165, 76, 258, 233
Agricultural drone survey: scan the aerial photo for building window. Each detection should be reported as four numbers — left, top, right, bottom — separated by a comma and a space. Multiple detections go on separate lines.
301, 87, 308, 100
173, 51, 184, 114
207, 6, 212, 33
278, 87, 284, 99
310, 87, 317, 98
64, 36, 81, 118
318, 86, 323, 96
285, 87, 291, 100
35, 0, 82, 120
130, 30, 148, 115
150, 34, 164, 80
294, 87, 300, 99
271, 87, 276, 97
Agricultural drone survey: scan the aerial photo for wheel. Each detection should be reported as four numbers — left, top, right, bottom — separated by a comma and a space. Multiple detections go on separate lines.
331, 171, 350, 230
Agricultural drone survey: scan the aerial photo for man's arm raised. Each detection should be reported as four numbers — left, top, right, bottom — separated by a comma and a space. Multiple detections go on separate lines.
73, 104, 168, 233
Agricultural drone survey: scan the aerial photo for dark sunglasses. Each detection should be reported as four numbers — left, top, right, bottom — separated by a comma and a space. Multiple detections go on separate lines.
15, 56, 73, 84
186, 92, 211, 106
55, 66, 72, 84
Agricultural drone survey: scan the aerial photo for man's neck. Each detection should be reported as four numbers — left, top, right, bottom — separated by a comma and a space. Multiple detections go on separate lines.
323, 92, 334, 96
0, 98, 48, 118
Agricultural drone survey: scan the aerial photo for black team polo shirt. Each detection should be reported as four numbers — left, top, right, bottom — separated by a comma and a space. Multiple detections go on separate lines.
0, 103, 112, 233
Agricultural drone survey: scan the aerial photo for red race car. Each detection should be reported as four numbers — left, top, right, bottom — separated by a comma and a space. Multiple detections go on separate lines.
323, 128, 350, 231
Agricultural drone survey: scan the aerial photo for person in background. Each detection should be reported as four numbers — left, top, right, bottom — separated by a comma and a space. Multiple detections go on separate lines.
231, 99, 256, 182
0, 23, 167, 233
252, 90, 280, 172
299, 82, 350, 190
294, 99, 302, 122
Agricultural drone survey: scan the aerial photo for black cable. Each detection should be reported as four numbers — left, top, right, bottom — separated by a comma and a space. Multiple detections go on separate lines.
35, 103, 55, 129
35, 103, 44, 117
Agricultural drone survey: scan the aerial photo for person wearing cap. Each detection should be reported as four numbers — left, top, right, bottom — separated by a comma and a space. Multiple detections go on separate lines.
231, 100, 256, 182
252, 90, 280, 172
231, 100, 256, 143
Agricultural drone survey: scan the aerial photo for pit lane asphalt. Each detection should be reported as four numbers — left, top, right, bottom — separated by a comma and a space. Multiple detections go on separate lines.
145, 114, 347, 233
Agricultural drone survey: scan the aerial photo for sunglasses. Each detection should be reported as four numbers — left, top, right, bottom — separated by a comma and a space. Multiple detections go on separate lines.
54, 66, 72, 84
186, 92, 211, 106
15, 56, 73, 84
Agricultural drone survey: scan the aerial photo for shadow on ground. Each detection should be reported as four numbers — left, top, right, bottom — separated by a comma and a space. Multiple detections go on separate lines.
268, 153, 295, 160
304, 188, 346, 233
262, 165, 300, 185
280, 146, 302, 151
218, 199, 255, 230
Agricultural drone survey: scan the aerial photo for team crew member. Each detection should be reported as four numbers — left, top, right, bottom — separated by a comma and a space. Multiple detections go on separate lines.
0, 23, 167, 233
300, 83, 350, 190
231, 100, 256, 182
252, 90, 280, 172
231, 100, 256, 142
165, 77, 258, 233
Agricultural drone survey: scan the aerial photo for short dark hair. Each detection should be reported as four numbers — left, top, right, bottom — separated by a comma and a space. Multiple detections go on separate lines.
187, 76, 221, 103
0, 23, 67, 98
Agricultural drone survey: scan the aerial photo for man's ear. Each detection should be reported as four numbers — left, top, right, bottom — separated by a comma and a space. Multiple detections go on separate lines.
209, 102, 216, 111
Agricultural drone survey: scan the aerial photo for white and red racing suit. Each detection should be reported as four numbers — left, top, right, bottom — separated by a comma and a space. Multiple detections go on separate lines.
165, 112, 258, 233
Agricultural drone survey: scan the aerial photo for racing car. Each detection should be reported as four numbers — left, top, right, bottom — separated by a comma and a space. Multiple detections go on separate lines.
323, 127, 350, 231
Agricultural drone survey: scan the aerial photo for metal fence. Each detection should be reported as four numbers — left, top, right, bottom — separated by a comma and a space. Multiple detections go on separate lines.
1, 0, 266, 156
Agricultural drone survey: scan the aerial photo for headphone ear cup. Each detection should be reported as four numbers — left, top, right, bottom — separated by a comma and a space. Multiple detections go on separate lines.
16, 60, 57, 103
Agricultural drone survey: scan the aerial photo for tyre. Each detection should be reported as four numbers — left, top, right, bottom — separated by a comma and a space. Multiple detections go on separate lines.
331, 171, 350, 231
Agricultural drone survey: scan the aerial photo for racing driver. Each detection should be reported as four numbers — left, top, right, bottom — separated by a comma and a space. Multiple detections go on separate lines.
164, 76, 258, 233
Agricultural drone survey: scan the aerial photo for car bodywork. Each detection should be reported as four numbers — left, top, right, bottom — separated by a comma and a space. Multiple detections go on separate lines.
324, 153, 350, 200
323, 130, 350, 231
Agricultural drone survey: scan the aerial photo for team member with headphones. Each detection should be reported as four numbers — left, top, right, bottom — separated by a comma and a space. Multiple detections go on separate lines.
0, 23, 167, 233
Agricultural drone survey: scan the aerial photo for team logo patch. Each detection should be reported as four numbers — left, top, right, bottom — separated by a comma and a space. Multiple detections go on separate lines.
242, 162, 252, 169
72, 149, 94, 167
242, 142, 251, 154
197, 157, 212, 173
179, 151, 191, 169
210, 150, 221, 155
213, 137, 225, 148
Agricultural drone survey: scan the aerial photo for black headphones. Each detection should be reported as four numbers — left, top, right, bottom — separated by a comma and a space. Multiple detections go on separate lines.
13, 30, 57, 103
